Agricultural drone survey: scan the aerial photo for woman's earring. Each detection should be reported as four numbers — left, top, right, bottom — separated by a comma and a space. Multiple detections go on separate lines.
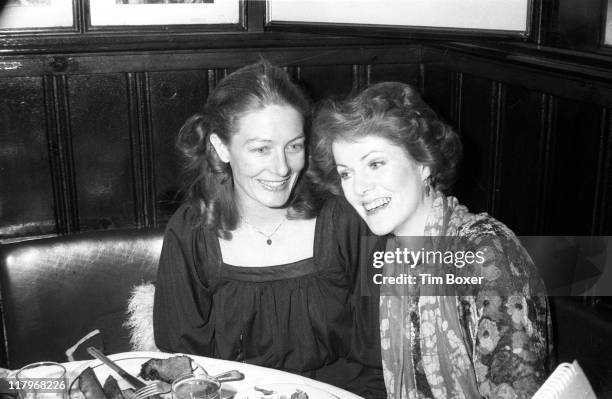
423, 177, 432, 197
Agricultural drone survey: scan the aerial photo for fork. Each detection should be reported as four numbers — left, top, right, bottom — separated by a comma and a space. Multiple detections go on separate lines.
133, 370, 245, 399
134, 381, 170, 399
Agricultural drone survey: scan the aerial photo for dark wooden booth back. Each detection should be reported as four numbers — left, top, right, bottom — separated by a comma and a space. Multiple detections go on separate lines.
2, 44, 611, 240
1, 12, 612, 393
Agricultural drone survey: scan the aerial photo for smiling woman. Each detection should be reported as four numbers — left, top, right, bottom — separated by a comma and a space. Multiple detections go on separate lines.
332, 135, 431, 237
152, 61, 386, 398
311, 82, 553, 399
209, 105, 305, 218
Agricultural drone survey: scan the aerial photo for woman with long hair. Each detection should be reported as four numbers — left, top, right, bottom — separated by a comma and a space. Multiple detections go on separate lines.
153, 61, 385, 398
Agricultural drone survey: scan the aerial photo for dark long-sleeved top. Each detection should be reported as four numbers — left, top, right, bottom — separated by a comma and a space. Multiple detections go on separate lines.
153, 197, 386, 398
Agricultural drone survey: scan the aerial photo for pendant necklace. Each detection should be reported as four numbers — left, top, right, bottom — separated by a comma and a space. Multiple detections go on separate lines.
239, 215, 286, 245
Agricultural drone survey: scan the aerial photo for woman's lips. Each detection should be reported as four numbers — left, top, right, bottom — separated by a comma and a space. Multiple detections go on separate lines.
363, 197, 391, 214
257, 178, 290, 191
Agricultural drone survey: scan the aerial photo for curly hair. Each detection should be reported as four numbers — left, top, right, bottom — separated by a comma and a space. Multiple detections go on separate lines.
177, 60, 314, 239
310, 82, 462, 196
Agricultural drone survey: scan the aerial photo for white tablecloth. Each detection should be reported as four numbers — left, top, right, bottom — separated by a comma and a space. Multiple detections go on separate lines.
64, 351, 363, 399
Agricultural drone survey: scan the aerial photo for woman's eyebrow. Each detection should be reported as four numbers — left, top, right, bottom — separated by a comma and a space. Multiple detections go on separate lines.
287, 135, 305, 143
244, 138, 273, 144
360, 150, 380, 161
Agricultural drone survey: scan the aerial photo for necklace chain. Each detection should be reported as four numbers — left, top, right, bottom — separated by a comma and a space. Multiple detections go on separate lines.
239, 215, 286, 245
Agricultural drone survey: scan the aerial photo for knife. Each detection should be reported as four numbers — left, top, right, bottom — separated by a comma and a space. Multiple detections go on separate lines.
86, 346, 147, 389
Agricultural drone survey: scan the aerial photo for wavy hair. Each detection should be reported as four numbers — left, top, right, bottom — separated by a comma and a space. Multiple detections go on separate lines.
310, 82, 462, 195
178, 60, 315, 239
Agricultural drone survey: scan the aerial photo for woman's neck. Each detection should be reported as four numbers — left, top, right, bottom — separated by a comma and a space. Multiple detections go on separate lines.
393, 195, 435, 236
237, 200, 288, 228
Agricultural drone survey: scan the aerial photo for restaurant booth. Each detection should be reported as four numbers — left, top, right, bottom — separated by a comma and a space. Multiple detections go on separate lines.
1, 0, 612, 396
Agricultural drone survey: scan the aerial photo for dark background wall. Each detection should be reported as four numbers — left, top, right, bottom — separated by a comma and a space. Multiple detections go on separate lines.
2, 0, 611, 240
2, 44, 611, 239
1, 0, 612, 394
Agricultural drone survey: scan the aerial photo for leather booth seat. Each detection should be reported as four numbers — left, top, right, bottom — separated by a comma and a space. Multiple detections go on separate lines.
2, 229, 612, 397
0, 228, 163, 369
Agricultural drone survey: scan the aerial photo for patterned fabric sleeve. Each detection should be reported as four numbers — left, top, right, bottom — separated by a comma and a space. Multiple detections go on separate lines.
462, 218, 552, 399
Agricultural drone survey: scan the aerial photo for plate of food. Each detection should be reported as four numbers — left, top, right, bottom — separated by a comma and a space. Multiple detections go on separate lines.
69, 353, 208, 399
233, 383, 339, 399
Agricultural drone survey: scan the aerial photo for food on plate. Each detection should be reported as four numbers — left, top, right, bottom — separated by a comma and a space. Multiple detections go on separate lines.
246, 387, 309, 399
120, 389, 138, 399
102, 376, 124, 399
290, 390, 308, 399
139, 356, 193, 383
73, 356, 192, 399
78, 367, 107, 399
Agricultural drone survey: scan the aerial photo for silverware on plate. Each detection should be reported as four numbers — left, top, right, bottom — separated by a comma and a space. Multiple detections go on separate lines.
134, 381, 170, 399
134, 371, 244, 399
86, 347, 147, 389
85, 348, 245, 399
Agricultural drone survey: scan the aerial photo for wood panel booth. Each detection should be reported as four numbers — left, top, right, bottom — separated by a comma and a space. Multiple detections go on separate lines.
1, 0, 612, 395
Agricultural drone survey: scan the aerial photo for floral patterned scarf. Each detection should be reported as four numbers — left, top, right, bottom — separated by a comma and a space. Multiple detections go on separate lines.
380, 193, 551, 399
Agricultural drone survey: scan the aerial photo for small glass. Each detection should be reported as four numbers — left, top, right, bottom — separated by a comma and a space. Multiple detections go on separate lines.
15, 362, 67, 399
172, 374, 220, 399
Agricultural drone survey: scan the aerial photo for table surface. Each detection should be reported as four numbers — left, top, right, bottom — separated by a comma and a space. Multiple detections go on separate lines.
63, 351, 364, 399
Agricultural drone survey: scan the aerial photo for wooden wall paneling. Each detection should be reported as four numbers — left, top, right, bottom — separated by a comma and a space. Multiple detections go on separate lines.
209, 68, 232, 89
67, 73, 136, 231
595, 108, 611, 234
149, 70, 209, 224
421, 46, 612, 109
45, 75, 79, 236
602, 110, 612, 234
297, 64, 356, 102
421, 64, 455, 124
367, 63, 421, 89
451, 72, 463, 129
496, 85, 546, 235
530, 0, 547, 45
0, 302, 5, 367
453, 74, 496, 214
419, 63, 425, 94
541, 97, 605, 234
489, 82, 504, 217
246, 0, 266, 33
353, 65, 367, 93
0, 77, 56, 240
535, 94, 556, 234
127, 72, 155, 227
544, 0, 604, 52
0, 46, 422, 78
0, 33, 403, 57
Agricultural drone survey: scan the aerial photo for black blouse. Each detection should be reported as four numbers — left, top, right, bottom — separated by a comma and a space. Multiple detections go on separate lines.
153, 197, 385, 398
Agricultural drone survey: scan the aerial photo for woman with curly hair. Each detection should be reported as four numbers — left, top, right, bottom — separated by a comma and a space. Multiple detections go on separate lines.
153, 61, 385, 398
311, 82, 552, 399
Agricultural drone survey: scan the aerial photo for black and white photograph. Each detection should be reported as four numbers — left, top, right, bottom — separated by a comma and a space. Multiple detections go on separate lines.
268, 0, 529, 33
116, 0, 213, 4
88, 0, 238, 27
6, 0, 51, 6
1, 1, 611, 399
0, 0, 72, 29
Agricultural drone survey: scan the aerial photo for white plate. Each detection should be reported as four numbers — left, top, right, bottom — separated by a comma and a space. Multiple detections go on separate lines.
69, 353, 207, 399
234, 383, 339, 399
